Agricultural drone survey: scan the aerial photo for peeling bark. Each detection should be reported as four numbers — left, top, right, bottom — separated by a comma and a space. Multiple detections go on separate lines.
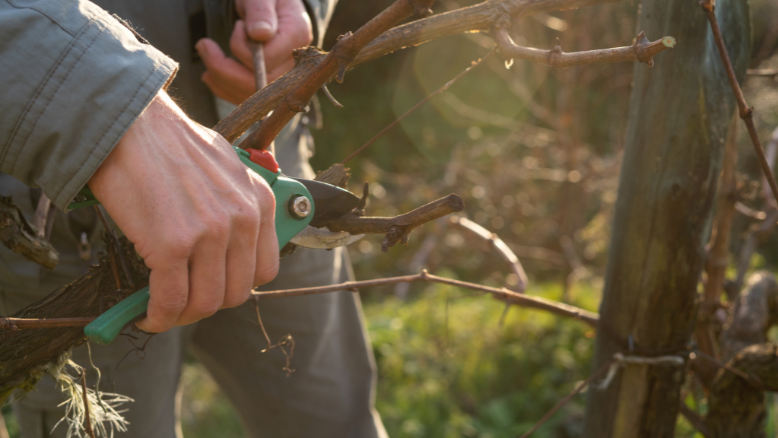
708, 344, 778, 438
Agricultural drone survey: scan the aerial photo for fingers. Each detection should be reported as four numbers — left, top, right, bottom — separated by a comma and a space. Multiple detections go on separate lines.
202, 70, 254, 105
91, 90, 281, 337
222, 185, 262, 308
264, 0, 312, 64
197, 38, 255, 104
198, 0, 312, 102
136, 255, 189, 333
175, 225, 229, 327
238, 0, 278, 41
229, 21, 255, 69
253, 178, 279, 286
228, 18, 308, 82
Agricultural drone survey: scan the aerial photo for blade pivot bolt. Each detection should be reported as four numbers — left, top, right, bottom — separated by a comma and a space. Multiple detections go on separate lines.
290, 196, 311, 219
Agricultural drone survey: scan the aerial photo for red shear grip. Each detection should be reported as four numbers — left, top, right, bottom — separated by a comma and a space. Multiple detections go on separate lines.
246, 148, 279, 173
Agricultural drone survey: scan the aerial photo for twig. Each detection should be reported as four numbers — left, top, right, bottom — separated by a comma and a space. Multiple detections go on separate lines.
0, 196, 59, 269
341, 49, 493, 164
0, 317, 95, 330
747, 68, 778, 78
734, 202, 765, 220
237, 0, 436, 151
81, 371, 96, 438
694, 349, 759, 385
449, 216, 527, 292
248, 40, 274, 156
0, 267, 596, 330
701, 0, 778, 207
250, 41, 268, 91
493, 28, 675, 68
252, 297, 295, 375
325, 194, 464, 251
214, 0, 622, 143
320, 84, 343, 108
252, 270, 599, 327
518, 359, 616, 438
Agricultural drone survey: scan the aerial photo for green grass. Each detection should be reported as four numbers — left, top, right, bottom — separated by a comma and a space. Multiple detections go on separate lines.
364, 280, 598, 438
172, 280, 600, 438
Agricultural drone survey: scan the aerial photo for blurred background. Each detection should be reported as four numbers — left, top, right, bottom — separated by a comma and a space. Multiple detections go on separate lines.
4, 0, 777, 436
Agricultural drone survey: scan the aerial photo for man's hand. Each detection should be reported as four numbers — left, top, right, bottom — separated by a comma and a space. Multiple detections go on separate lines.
196, 0, 313, 105
88, 91, 279, 333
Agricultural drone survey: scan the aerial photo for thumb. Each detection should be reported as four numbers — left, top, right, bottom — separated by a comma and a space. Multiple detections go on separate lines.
242, 0, 278, 42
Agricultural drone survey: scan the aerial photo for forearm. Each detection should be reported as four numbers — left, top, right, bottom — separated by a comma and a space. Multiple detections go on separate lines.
0, 0, 177, 210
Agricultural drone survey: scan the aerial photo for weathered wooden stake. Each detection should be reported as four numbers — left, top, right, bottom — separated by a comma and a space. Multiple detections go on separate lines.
582, 0, 751, 435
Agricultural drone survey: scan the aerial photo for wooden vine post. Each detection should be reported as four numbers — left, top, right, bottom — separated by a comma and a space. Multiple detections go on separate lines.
582, 0, 751, 436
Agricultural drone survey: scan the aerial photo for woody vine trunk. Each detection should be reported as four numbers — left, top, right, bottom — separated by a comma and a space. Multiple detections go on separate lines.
582, 0, 750, 436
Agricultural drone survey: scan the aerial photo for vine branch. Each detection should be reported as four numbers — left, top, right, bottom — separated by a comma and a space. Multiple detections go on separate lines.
493, 28, 675, 67
701, 0, 778, 207
213, 0, 623, 143
0, 317, 95, 330
325, 194, 464, 251
252, 270, 599, 327
3, 270, 598, 331
236, 0, 436, 151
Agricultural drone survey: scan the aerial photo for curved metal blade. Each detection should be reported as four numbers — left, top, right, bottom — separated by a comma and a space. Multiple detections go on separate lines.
290, 226, 364, 249
292, 178, 360, 227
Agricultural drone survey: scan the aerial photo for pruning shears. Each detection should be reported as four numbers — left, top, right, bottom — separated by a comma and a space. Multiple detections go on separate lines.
70, 145, 363, 344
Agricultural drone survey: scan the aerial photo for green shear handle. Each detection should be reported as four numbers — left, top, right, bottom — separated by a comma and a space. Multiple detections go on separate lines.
79, 146, 314, 344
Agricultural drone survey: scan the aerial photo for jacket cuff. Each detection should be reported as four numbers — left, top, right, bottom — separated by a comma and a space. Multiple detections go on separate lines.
1, 2, 177, 211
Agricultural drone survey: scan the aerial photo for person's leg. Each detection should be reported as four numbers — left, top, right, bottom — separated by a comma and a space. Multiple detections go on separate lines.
191, 247, 387, 438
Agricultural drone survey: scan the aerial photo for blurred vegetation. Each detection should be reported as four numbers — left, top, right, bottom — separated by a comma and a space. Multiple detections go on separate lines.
3, 0, 777, 437
315, 0, 637, 289
365, 280, 598, 438
173, 282, 599, 438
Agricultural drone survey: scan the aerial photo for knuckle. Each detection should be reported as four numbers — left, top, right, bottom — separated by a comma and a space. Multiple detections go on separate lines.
258, 186, 276, 211
155, 294, 188, 316
162, 234, 197, 258
203, 212, 231, 239
213, 218, 232, 238
226, 194, 261, 231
